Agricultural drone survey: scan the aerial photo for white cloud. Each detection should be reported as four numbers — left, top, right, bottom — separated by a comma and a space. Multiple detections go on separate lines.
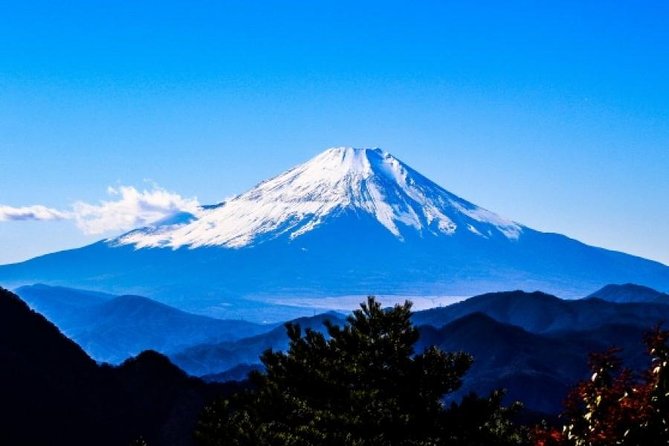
72, 185, 201, 235
0, 185, 201, 235
0, 205, 69, 222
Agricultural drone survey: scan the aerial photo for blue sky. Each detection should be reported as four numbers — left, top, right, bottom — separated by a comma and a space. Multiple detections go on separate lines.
1, 1, 668, 265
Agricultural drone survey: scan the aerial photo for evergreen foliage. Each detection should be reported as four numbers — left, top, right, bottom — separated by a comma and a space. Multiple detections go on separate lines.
196, 296, 528, 445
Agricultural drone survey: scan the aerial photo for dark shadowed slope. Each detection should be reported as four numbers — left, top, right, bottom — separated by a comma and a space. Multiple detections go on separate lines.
415, 312, 656, 414
0, 287, 240, 446
417, 313, 584, 414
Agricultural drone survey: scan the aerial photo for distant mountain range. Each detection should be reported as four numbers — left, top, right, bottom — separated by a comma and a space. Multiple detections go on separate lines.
1, 147, 668, 319
170, 312, 347, 377
171, 289, 668, 414
412, 289, 669, 333
9, 283, 669, 415
16, 284, 273, 364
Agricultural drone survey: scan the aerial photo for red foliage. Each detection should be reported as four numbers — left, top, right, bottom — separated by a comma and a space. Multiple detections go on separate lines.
532, 327, 669, 446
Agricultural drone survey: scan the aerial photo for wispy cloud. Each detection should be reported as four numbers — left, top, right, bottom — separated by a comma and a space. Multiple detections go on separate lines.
0, 185, 201, 235
0, 205, 69, 222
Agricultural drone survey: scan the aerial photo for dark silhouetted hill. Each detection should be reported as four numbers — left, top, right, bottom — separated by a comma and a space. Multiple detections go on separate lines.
0, 287, 241, 445
415, 312, 653, 414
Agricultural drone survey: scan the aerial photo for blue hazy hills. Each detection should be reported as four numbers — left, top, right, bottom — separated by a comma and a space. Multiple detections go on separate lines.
16, 283, 273, 364
14, 283, 669, 415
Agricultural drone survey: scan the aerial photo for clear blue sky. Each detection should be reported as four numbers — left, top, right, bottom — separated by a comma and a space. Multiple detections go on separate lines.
1, 0, 668, 265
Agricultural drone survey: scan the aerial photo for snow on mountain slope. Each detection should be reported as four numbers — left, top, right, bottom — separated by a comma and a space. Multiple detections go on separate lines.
116, 147, 522, 249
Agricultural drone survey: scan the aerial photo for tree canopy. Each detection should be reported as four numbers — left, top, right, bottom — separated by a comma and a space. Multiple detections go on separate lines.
196, 296, 527, 445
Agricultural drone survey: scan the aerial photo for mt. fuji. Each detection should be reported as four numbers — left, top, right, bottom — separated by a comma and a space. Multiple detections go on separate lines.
2, 147, 668, 320
117, 147, 522, 249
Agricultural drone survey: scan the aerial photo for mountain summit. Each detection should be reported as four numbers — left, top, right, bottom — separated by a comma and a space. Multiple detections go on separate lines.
116, 147, 521, 249
1, 146, 669, 319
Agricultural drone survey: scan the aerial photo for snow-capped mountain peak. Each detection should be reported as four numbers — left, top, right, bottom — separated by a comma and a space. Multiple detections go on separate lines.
115, 147, 522, 249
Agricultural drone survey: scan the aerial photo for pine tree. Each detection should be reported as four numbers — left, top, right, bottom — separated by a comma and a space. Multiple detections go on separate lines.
196, 297, 527, 445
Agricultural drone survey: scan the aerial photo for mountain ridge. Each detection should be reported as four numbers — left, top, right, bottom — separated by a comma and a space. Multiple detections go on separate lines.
587, 283, 669, 304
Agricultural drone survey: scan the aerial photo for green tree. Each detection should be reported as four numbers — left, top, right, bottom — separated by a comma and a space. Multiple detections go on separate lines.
196, 297, 527, 445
